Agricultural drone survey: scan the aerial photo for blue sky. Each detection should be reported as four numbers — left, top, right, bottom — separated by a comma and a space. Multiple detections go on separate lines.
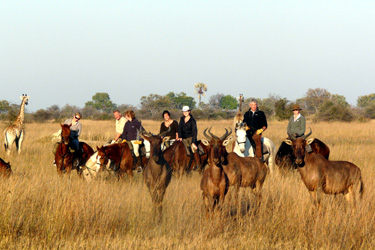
1, 1, 374, 112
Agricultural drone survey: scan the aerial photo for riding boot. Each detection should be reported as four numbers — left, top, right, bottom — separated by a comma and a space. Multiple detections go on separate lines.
136, 156, 143, 173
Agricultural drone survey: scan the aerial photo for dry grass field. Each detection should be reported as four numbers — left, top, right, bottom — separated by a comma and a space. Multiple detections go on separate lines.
0, 119, 374, 249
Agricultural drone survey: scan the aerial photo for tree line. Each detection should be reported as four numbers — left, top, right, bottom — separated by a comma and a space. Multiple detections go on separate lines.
1, 89, 374, 123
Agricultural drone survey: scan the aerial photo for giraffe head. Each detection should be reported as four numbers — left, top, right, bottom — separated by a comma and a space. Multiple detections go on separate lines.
20, 94, 30, 105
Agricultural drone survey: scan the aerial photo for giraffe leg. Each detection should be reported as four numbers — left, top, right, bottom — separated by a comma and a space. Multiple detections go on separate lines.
17, 130, 24, 154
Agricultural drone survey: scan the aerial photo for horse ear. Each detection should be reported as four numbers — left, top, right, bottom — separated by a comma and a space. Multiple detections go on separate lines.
141, 134, 150, 141
96, 146, 99, 151
60, 123, 63, 127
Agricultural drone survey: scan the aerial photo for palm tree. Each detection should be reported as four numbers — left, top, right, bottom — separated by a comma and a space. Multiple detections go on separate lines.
194, 82, 207, 107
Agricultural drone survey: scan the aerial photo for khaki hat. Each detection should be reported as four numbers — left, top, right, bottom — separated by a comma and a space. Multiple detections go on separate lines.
292, 104, 302, 111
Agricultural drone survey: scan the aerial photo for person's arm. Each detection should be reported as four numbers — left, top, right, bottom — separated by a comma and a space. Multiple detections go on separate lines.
192, 119, 198, 144
177, 118, 183, 141
77, 122, 82, 137
173, 121, 179, 140
287, 116, 292, 135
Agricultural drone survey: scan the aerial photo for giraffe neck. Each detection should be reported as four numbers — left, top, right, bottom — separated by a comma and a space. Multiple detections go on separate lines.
14, 99, 26, 127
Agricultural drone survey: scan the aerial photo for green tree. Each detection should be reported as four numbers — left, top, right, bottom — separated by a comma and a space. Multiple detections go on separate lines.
166, 92, 196, 110
220, 95, 237, 110
357, 93, 375, 108
316, 100, 354, 122
85, 92, 116, 113
140, 94, 172, 118
0, 100, 10, 114
274, 98, 291, 121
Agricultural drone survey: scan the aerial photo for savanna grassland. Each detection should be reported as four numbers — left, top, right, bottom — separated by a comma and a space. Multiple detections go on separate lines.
0, 119, 374, 249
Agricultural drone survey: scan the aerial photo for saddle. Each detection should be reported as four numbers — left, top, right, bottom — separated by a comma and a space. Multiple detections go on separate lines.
184, 140, 205, 156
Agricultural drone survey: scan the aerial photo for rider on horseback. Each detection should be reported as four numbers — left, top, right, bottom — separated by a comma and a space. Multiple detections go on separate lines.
120, 110, 147, 173
64, 112, 83, 167
243, 99, 267, 160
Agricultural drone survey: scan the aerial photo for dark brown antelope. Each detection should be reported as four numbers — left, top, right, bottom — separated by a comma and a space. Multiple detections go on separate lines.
0, 157, 12, 178
200, 127, 232, 217
222, 152, 267, 210
276, 128, 330, 174
141, 129, 172, 222
285, 130, 364, 211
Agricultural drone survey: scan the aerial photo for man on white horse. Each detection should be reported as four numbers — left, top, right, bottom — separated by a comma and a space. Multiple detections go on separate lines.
243, 99, 268, 160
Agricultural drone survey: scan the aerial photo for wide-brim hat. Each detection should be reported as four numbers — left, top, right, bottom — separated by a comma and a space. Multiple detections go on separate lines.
182, 106, 190, 112
292, 104, 302, 111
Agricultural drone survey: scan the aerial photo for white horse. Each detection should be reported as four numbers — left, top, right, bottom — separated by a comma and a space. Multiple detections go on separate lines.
233, 122, 277, 174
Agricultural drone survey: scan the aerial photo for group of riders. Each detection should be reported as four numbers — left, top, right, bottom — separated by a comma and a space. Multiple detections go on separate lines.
61, 99, 306, 172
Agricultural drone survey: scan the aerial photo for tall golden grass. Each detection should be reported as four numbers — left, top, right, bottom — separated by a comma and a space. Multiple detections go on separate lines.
0, 119, 374, 249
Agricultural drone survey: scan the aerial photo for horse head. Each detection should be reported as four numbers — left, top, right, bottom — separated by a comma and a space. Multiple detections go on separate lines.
60, 124, 72, 144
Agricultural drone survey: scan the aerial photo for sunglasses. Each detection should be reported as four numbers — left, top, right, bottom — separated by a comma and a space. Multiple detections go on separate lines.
75, 116, 80, 120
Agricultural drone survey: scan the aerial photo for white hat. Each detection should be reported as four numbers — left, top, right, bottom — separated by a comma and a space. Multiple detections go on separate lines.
182, 106, 190, 112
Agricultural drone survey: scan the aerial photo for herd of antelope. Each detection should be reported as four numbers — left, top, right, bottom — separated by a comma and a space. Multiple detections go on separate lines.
0, 95, 365, 220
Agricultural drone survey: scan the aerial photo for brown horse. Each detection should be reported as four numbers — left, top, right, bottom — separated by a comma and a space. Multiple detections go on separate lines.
96, 143, 136, 180
0, 157, 12, 178
163, 140, 207, 178
55, 124, 94, 176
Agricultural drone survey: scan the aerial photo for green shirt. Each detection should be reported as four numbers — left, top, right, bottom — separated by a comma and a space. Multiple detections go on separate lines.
287, 114, 306, 136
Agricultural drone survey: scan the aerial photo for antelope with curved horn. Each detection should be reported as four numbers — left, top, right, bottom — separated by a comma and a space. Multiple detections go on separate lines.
200, 127, 232, 217
141, 128, 172, 222
285, 128, 363, 211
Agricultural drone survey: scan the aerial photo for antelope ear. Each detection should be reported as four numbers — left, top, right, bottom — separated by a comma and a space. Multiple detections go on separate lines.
223, 136, 232, 146
201, 139, 210, 146
284, 139, 293, 145
306, 138, 315, 145
162, 136, 171, 142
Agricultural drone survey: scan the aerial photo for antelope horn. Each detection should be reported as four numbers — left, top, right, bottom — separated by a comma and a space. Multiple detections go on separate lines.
208, 127, 219, 139
220, 128, 232, 141
302, 127, 312, 139
203, 128, 212, 141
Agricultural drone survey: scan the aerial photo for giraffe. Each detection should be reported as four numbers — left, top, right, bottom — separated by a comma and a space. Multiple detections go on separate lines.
3, 94, 30, 156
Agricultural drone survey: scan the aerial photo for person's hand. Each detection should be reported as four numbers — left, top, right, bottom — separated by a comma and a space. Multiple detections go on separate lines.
177, 138, 182, 141
256, 129, 264, 135
246, 126, 251, 131
191, 143, 198, 150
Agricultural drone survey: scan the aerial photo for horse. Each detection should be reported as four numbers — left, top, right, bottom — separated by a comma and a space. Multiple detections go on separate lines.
232, 122, 277, 174
163, 140, 208, 178
55, 124, 94, 176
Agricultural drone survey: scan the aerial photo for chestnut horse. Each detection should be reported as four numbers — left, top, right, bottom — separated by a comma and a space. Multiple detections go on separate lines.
96, 142, 145, 180
55, 124, 94, 176
163, 140, 208, 178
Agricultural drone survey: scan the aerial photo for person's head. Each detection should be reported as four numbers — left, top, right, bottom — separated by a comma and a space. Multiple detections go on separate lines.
182, 106, 191, 117
73, 112, 82, 122
124, 110, 135, 121
249, 99, 258, 112
162, 110, 171, 121
113, 110, 121, 120
292, 104, 302, 114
